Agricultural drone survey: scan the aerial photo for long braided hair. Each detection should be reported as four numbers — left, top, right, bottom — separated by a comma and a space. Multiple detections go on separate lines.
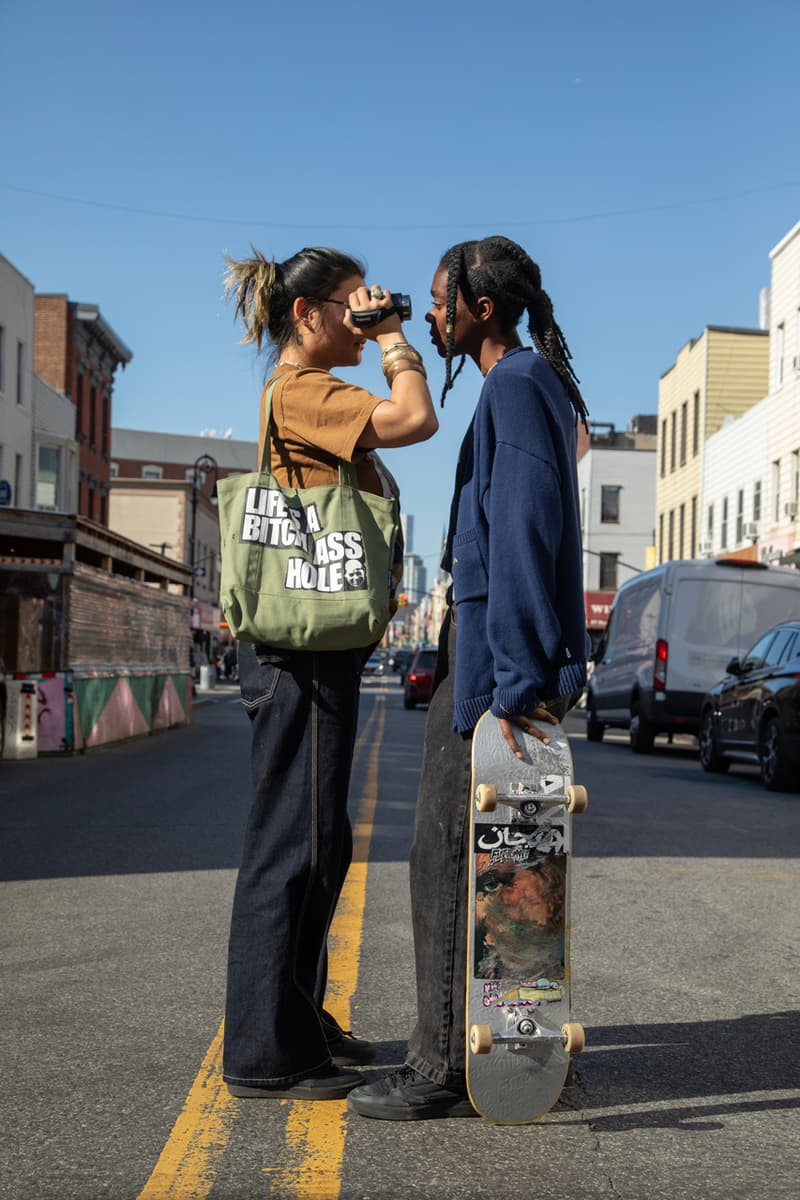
438, 236, 588, 427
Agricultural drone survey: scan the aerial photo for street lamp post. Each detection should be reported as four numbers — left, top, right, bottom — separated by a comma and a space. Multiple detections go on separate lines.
189, 454, 219, 602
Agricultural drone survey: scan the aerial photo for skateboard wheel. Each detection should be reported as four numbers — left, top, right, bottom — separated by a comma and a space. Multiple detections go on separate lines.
567, 785, 588, 814
561, 1022, 585, 1054
475, 784, 497, 813
470, 1024, 494, 1055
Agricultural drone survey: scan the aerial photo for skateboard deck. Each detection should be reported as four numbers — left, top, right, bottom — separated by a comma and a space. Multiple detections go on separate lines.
466, 711, 587, 1124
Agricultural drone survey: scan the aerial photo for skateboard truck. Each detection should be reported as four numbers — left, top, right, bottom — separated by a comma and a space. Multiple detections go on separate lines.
475, 782, 588, 815
470, 1018, 585, 1056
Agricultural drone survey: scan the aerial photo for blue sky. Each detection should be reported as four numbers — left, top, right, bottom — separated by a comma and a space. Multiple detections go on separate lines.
2, 0, 799, 573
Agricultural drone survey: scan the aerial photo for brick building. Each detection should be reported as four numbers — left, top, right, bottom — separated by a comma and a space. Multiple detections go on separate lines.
110, 428, 256, 498
34, 296, 132, 525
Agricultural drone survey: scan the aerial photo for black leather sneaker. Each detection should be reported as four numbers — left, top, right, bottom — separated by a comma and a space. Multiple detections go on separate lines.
346, 1066, 478, 1120
326, 1029, 377, 1066
228, 1066, 364, 1100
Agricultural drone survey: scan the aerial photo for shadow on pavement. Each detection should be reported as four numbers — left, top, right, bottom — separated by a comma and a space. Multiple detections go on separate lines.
565, 1010, 800, 1131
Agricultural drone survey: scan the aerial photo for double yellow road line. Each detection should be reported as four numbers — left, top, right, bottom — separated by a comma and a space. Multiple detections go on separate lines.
137, 697, 387, 1200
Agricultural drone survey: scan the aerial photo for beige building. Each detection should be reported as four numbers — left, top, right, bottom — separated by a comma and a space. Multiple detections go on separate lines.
656, 326, 769, 563
108, 478, 221, 617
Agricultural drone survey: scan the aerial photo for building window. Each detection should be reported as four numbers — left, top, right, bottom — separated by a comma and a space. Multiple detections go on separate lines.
736, 489, 744, 543
670, 411, 676, 473
0, 325, 5, 393
658, 512, 664, 563
753, 480, 762, 523
600, 485, 621, 524
776, 322, 785, 386
678, 503, 685, 559
792, 450, 800, 509
110, 461, 119, 478
692, 390, 700, 456
75, 371, 84, 437
721, 497, 729, 549
102, 391, 110, 457
36, 445, 60, 510
690, 496, 697, 560
660, 420, 667, 477
14, 453, 23, 506
679, 401, 687, 466
142, 464, 163, 480
668, 509, 675, 560
16, 341, 24, 406
772, 459, 781, 522
599, 553, 619, 590
89, 383, 97, 449
706, 503, 714, 543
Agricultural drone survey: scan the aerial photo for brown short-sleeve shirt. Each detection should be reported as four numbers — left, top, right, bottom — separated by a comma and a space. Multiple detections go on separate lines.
257, 367, 384, 495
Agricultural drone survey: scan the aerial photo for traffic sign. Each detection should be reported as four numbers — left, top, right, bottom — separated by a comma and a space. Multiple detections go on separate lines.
0, 480, 11, 506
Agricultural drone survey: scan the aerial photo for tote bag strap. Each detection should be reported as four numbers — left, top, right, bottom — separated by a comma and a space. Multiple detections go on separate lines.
260, 374, 358, 488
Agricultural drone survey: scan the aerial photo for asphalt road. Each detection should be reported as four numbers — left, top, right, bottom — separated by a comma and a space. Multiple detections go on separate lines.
0, 677, 798, 1200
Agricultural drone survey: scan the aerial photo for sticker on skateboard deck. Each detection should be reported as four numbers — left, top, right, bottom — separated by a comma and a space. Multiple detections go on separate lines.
466, 712, 587, 1124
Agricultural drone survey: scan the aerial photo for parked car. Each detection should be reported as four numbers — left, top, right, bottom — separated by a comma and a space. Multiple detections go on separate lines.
586, 558, 800, 753
698, 619, 800, 791
363, 652, 386, 677
403, 648, 438, 708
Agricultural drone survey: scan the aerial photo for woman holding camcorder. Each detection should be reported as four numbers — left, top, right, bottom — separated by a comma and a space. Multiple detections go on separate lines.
222, 246, 436, 1101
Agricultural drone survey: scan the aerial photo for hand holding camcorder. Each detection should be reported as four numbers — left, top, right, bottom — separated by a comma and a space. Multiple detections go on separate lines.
348, 291, 412, 329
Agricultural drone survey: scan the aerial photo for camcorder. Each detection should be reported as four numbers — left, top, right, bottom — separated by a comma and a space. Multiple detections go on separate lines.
349, 293, 412, 329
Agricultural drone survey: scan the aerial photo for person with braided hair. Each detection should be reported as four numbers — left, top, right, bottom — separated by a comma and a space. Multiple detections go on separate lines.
222, 245, 437, 1101
348, 235, 588, 1121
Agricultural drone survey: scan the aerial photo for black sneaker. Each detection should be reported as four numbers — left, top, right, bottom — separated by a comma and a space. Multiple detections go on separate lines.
346, 1066, 477, 1120
227, 1066, 363, 1101
326, 1029, 377, 1067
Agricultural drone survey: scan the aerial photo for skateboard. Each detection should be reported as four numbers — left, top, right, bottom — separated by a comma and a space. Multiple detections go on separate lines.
466, 711, 587, 1124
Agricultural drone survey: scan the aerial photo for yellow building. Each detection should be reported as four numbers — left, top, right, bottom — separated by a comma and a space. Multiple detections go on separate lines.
656, 326, 769, 563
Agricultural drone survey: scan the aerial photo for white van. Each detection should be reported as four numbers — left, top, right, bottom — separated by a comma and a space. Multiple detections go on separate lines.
586, 559, 800, 752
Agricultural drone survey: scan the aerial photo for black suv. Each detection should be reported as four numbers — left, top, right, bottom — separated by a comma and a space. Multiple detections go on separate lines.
698, 620, 800, 791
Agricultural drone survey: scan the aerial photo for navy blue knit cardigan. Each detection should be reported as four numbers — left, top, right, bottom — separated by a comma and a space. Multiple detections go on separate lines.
447, 347, 588, 733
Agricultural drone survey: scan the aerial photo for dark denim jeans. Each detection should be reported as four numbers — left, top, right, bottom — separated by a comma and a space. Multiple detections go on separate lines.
404, 613, 582, 1087
223, 641, 363, 1085
405, 609, 474, 1088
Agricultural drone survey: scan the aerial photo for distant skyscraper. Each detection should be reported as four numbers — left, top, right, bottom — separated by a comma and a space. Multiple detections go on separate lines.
401, 513, 414, 555
403, 553, 427, 603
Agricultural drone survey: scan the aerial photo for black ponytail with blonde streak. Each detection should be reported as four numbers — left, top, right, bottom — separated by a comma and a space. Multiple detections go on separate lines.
225, 245, 366, 358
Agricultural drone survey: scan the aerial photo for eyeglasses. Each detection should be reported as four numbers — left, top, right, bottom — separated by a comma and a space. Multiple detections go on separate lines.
309, 297, 349, 309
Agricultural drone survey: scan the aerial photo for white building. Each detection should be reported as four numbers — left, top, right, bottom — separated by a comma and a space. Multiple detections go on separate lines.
0, 254, 35, 507
700, 220, 800, 567
578, 419, 657, 592
701, 398, 768, 558
32, 374, 79, 513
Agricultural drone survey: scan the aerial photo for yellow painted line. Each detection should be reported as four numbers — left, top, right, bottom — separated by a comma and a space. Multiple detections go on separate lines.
135, 693, 385, 1200
265, 1101, 349, 1198
136, 1021, 233, 1200
267, 698, 385, 1199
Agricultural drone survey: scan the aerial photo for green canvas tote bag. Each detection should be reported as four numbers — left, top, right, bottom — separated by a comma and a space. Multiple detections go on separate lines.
217, 376, 399, 651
